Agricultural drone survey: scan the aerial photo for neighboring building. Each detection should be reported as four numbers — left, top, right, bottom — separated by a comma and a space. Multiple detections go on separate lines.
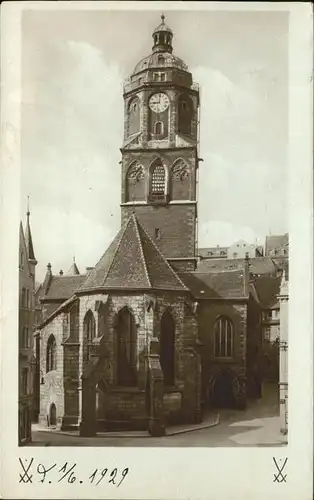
198, 246, 228, 259
198, 256, 279, 278
278, 271, 288, 437
19, 209, 37, 445
227, 240, 263, 260
35, 16, 266, 437
265, 233, 289, 258
198, 241, 263, 261
254, 276, 281, 343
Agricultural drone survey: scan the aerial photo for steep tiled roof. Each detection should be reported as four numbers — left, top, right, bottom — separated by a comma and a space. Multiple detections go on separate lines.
79, 215, 187, 293
197, 257, 277, 276
254, 276, 282, 309
38, 296, 77, 329
43, 274, 86, 301
178, 269, 247, 300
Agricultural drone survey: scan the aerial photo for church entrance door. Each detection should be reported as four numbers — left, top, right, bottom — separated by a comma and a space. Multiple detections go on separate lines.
213, 372, 235, 408
49, 403, 57, 427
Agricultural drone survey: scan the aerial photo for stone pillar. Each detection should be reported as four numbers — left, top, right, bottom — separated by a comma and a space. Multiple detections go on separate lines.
79, 379, 97, 437
279, 272, 289, 440
147, 338, 165, 437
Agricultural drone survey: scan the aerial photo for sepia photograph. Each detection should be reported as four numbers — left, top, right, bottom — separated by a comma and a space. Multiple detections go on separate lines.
18, 7, 290, 448
0, 2, 312, 499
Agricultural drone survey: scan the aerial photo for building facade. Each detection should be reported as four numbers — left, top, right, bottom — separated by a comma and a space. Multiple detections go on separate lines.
19, 210, 37, 444
279, 271, 288, 437
35, 16, 266, 437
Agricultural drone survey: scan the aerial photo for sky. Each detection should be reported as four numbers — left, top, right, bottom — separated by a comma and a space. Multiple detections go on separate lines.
21, 8, 289, 281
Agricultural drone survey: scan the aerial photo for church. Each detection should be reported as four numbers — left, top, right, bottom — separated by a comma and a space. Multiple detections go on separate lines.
34, 15, 265, 437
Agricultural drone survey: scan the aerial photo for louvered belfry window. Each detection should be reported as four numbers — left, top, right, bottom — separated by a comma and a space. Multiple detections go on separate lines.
151, 162, 166, 201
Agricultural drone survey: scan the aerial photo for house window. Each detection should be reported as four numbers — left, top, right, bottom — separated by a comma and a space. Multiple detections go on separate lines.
22, 327, 30, 348
214, 317, 234, 358
46, 335, 57, 372
116, 308, 137, 386
160, 73, 166, 82
19, 251, 24, 269
160, 310, 175, 385
21, 368, 28, 394
264, 327, 271, 341
233, 252, 238, 258
150, 162, 166, 201
21, 288, 26, 307
158, 55, 165, 65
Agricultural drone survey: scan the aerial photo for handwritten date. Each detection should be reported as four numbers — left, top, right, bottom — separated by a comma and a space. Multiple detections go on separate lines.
19, 458, 128, 487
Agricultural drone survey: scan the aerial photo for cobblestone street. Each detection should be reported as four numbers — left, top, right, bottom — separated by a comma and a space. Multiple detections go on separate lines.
28, 383, 286, 447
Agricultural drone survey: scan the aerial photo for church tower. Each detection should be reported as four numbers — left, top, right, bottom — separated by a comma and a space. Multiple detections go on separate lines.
120, 15, 200, 272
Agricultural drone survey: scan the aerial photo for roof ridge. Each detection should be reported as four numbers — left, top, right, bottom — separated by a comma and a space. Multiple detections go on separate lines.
133, 215, 152, 288
103, 218, 132, 286
136, 218, 188, 291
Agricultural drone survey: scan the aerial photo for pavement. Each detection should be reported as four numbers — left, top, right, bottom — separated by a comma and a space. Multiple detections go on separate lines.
28, 383, 286, 447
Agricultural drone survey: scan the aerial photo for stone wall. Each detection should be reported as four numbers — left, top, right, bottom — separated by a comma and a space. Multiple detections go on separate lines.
198, 301, 248, 408
39, 313, 67, 427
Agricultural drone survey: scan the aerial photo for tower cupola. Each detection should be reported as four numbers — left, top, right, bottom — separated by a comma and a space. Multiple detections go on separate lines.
152, 14, 173, 54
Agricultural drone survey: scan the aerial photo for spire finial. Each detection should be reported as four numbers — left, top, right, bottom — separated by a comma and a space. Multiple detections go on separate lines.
27, 195, 30, 218
161, 13, 165, 24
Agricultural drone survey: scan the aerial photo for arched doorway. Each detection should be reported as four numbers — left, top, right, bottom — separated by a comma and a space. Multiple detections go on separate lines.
212, 371, 235, 408
49, 403, 57, 427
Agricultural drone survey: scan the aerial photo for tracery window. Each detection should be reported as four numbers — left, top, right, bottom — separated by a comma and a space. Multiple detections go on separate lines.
150, 161, 166, 201
214, 317, 234, 358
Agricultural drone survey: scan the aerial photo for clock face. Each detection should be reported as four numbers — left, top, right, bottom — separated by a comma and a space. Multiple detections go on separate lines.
149, 93, 170, 113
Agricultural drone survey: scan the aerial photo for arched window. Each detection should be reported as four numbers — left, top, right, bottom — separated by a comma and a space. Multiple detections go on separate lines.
126, 161, 145, 202
170, 159, 190, 200
116, 308, 137, 386
214, 317, 234, 358
84, 310, 96, 363
150, 160, 166, 201
158, 55, 165, 65
46, 335, 57, 372
128, 97, 140, 136
178, 94, 192, 135
154, 121, 163, 136
160, 310, 175, 386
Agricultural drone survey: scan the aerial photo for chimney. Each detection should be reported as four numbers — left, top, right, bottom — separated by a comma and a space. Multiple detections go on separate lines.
43, 263, 53, 294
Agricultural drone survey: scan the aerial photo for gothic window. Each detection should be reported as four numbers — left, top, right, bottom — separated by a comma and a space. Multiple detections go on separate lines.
128, 96, 140, 136
126, 161, 145, 202
170, 159, 190, 200
160, 310, 175, 386
178, 94, 192, 135
46, 334, 57, 372
214, 317, 234, 358
150, 160, 166, 201
84, 310, 96, 363
116, 308, 137, 386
